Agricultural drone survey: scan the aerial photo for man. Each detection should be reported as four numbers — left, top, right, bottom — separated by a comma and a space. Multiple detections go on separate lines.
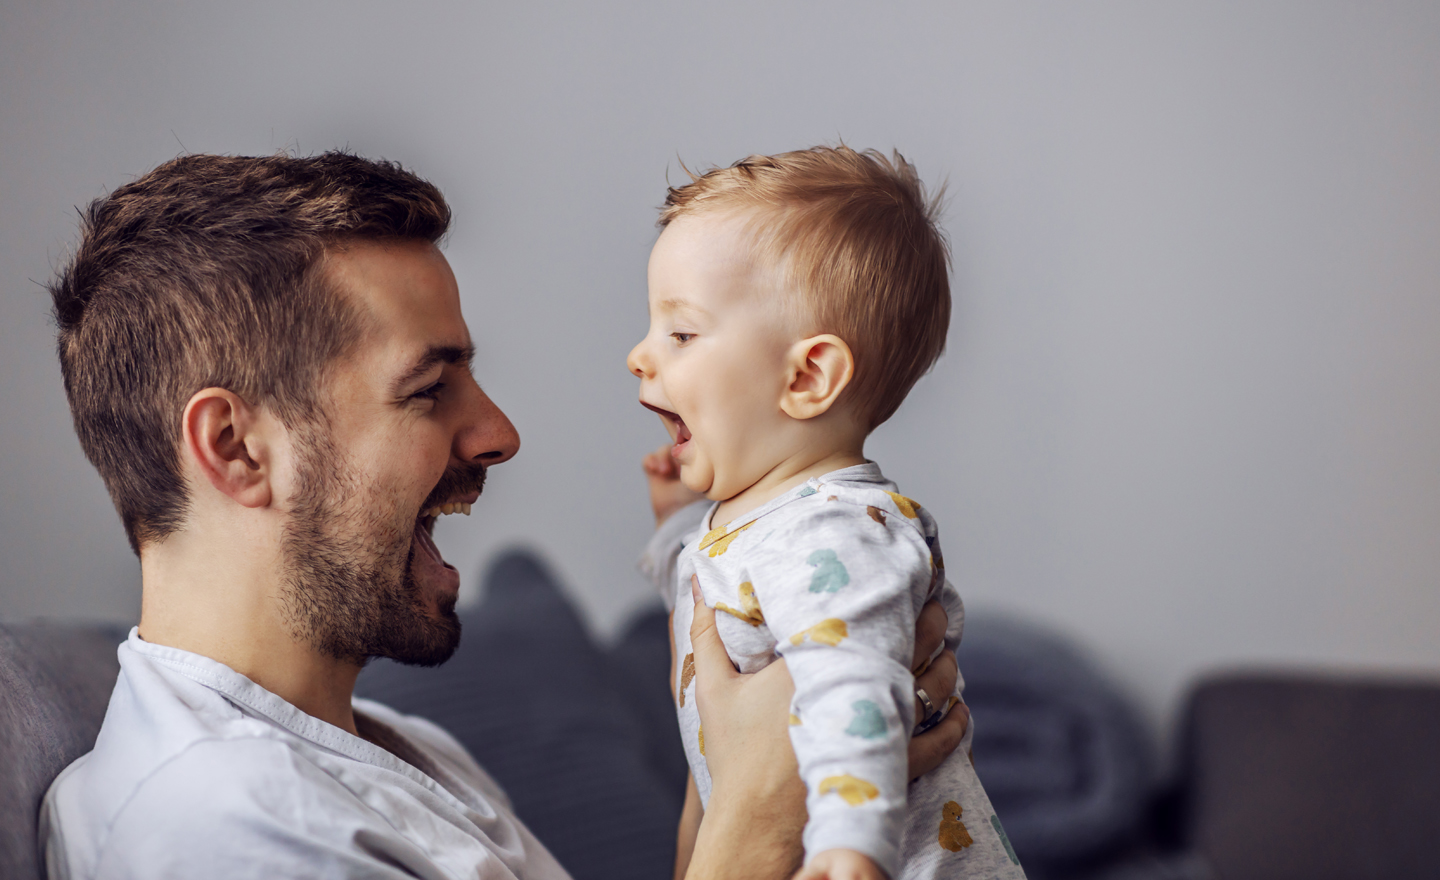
39, 152, 964, 879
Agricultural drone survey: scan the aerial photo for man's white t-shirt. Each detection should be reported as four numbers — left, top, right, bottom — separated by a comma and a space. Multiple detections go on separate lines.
40, 630, 573, 880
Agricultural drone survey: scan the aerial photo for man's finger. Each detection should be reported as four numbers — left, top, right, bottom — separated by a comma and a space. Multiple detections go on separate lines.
913, 650, 958, 725
907, 699, 969, 781
912, 600, 948, 672
688, 574, 739, 689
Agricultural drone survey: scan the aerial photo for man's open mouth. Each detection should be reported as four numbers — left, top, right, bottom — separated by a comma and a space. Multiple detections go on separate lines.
641, 402, 692, 454
412, 492, 479, 588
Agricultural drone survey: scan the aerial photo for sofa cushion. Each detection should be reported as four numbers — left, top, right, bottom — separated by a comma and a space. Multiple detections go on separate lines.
0, 622, 129, 880
356, 549, 684, 880
955, 616, 1156, 870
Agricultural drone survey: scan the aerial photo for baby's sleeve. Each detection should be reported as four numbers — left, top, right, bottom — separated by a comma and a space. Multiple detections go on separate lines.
638, 500, 710, 612
748, 496, 933, 877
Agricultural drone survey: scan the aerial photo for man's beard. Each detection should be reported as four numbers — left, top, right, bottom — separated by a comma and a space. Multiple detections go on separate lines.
278, 421, 483, 667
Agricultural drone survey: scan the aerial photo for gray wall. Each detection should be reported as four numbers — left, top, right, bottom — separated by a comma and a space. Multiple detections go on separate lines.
3, 1, 1438, 738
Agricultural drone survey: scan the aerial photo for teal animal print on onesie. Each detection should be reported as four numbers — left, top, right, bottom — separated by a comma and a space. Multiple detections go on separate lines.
845, 700, 887, 739
807, 549, 850, 593
991, 815, 1020, 865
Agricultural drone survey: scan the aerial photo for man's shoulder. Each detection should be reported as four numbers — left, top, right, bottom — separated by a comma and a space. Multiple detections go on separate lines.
43, 642, 371, 878
48, 643, 286, 796
43, 699, 344, 879
46, 736, 419, 879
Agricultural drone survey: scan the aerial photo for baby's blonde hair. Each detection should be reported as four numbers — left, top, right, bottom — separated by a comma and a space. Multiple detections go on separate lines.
659, 145, 950, 430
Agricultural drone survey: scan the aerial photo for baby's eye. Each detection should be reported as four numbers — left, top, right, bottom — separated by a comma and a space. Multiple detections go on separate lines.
671, 332, 694, 345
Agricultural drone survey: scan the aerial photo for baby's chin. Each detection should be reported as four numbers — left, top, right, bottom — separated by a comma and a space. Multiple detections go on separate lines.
697, 471, 750, 504
678, 463, 714, 497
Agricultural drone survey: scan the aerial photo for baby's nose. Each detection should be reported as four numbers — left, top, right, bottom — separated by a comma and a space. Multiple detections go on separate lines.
626, 341, 651, 378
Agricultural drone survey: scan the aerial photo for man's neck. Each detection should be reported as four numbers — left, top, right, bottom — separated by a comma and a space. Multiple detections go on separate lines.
138, 529, 365, 736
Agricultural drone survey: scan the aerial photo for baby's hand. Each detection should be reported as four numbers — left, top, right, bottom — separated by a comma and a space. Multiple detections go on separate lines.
642, 442, 704, 526
792, 849, 889, 880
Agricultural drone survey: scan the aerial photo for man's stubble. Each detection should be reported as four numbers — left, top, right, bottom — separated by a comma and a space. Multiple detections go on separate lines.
279, 418, 482, 667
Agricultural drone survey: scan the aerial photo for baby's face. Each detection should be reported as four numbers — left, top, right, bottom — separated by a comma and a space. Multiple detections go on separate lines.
627, 211, 801, 501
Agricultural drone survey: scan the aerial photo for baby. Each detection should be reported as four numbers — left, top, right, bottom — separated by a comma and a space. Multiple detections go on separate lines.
628, 146, 1025, 880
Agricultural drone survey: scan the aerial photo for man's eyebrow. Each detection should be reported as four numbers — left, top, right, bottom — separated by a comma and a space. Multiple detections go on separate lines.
390, 344, 476, 394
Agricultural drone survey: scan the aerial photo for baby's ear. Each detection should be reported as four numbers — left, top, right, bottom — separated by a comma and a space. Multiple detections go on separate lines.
780, 334, 854, 420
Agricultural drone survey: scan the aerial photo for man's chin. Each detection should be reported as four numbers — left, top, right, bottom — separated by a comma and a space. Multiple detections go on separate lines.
374, 556, 463, 667
340, 558, 463, 668
369, 603, 461, 668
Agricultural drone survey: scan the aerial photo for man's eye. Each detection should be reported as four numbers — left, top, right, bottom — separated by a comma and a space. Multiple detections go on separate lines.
412, 382, 445, 402
671, 332, 694, 345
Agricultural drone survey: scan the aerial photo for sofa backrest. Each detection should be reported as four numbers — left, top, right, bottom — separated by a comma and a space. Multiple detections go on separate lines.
0, 622, 128, 880
1180, 673, 1440, 880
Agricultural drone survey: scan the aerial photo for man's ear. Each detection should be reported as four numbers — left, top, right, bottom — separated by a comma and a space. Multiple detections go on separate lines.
779, 334, 855, 421
182, 388, 273, 509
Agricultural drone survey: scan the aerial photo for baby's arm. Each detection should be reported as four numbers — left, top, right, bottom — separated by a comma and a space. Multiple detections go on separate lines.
639, 443, 709, 610
754, 497, 935, 879
643, 442, 706, 527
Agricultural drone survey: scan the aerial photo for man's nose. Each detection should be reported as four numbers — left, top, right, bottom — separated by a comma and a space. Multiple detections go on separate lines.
457, 386, 520, 466
627, 339, 652, 379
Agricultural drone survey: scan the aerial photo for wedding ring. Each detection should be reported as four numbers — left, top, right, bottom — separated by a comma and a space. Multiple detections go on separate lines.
916, 686, 937, 719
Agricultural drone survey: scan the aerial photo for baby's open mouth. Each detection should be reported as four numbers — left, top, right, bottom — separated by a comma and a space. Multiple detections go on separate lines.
642, 402, 692, 451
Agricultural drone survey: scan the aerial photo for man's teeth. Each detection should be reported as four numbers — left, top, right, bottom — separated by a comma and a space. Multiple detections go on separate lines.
422, 502, 472, 518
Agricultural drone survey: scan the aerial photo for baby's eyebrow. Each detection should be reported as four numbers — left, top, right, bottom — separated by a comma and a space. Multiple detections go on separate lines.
658, 298, 708, 316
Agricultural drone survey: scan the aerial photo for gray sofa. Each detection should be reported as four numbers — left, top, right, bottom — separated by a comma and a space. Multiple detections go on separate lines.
1, 620, 129, 880
4, 551, 1438, 879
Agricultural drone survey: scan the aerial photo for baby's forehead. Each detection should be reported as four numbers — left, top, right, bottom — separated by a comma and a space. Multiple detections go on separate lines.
656, 211, 775, 282
650, 207, 823, 329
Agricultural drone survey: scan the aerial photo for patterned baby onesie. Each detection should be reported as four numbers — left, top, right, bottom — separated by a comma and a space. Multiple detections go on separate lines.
640, 462, 1025, 880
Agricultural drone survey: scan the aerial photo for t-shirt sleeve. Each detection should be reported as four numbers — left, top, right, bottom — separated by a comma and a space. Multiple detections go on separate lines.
745, 495, 933, 877
91, 738, 481, 880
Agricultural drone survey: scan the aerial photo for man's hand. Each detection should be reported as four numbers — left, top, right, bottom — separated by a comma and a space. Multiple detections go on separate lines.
644, 442, 705, 526
792, 849, 887, 880
908, 601, 968, 779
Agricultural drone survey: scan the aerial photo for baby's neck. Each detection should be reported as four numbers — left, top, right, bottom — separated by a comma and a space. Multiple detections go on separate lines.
712, 446, 868, 528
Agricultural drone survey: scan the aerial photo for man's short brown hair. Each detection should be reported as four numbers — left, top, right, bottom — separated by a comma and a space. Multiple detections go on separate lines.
659, 145, 950, 429
49, 152, 451, 553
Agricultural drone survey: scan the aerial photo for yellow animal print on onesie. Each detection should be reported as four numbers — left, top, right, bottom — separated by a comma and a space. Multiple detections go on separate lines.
818, 774, 879, 806
678, 653, 696, 706
698, 521, 752, 557
788, 618, 848, 647
885, 491, 921, 519
715, 582, 765, 626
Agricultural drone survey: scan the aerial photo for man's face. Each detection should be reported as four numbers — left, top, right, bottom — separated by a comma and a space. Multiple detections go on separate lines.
626, 211, 799, 502
279, 239, 519, 666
